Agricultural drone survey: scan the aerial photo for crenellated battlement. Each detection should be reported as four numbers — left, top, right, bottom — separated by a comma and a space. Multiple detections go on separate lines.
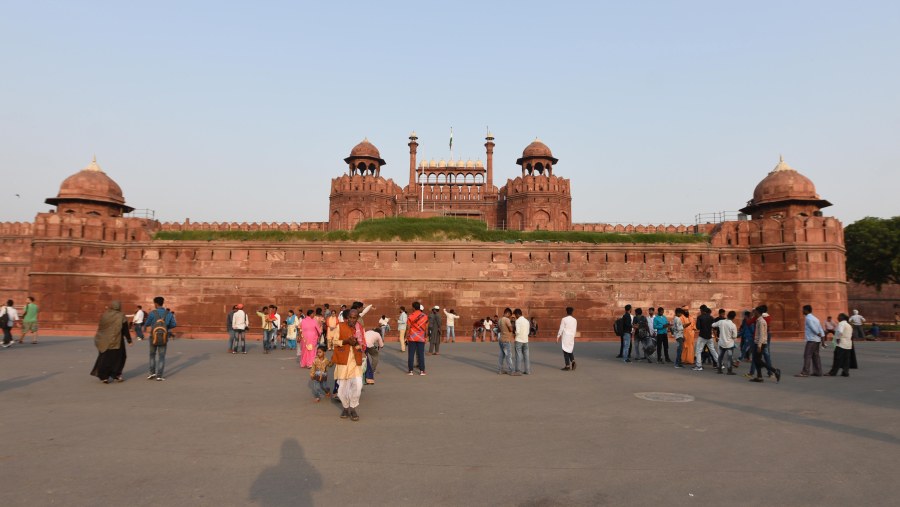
159, 221, 329, 232
0, 221, 34, 236
329, 174, 403, 196
503, 174, 571, 196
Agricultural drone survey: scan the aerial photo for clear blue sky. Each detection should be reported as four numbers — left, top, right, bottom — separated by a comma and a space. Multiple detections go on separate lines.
2, 0, 898, 225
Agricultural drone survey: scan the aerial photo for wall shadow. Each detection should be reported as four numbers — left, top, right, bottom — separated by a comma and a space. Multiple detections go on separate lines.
249, 438, 321, 506
165, 352, 211, 377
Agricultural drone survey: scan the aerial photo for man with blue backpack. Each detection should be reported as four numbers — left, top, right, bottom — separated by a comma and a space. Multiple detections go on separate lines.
143, 296, 177, 381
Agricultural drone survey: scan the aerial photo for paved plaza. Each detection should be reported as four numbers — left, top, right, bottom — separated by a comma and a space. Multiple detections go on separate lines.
1, 337, 898, 506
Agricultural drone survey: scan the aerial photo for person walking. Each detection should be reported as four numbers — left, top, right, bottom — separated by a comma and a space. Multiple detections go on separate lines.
1, 300, 19, 348
285, 310, 299, 350
795, 305, 826, 377
232, 304, 249, 354
364, 328, 384, 385
498, 308, 515, 374
443, 308, 460, 343
132, 305, 145, 341
378, 315, 390, 339
406, 302, 428, 375
750, 306, 781, 383
712, 310, 738, 375
556, 307, 577, 370
681, 309, 696, 366
826, 313, 853, 377
300, 310, 320, 368
90, 300, 132, 383
143, 296, 177, 381
693, 305, 718, 371
333, 309, 365, 421
20, 296, 39, 344
397, 306, 408, 352
428, 306, 442, 355
513, 309, 530, 375
654, 307, 671, 363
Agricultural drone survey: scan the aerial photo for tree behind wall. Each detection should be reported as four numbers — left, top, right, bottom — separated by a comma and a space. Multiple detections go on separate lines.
844, 216, 900, 290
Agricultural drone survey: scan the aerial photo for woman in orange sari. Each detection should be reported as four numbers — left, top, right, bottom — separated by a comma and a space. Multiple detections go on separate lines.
681, 309, 696, 365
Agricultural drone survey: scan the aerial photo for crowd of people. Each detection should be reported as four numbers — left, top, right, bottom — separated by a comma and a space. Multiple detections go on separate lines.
613, 303, 861, 381
0, 293, 882, 423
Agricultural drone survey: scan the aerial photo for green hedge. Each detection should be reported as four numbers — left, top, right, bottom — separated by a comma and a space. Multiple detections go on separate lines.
153, 217, 707, 244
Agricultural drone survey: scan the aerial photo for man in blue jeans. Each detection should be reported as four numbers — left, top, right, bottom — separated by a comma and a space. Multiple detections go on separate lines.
498, 308, 514, 374
621, 305, 633, 363
513, 308, 530, 375
143, 296, 177, 381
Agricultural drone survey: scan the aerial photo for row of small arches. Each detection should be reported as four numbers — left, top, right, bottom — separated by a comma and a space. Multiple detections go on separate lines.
417, 173, 484, 184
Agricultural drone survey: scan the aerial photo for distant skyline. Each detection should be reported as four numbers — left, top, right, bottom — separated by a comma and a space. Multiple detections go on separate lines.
2, 0, 898, 225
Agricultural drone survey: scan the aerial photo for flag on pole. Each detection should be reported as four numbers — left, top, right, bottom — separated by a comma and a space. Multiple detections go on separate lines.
449, 127, 453, 151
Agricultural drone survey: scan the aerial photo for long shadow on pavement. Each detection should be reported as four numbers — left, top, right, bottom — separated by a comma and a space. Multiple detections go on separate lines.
702, 397, 900, 446
165, 352, 211, 378
249, 438, 321, 507
0, 371, 61, 393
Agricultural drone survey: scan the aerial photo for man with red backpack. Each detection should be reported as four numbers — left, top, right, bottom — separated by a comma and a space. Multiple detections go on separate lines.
143, 296, 177, 381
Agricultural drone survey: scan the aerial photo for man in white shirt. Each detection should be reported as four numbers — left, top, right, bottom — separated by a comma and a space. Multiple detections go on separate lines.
712, 310, 738, 375
364, 329, 384, 385
1, 299, 19, 347
827, 313, 853, 377
556, 307, 577, 371
848, 310, 865, 340
272, 307, 282, 350
232, 304, 249, 354
443, 308, 460, 343
132, 305, 146, 340
513, 309, 530, 375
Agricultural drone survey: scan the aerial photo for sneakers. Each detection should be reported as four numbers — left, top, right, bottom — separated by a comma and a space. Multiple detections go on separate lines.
147, 373, 157, 380
350, 409, 359, 421
419, 371, 427, 376
691, 366, 703, 371
561, 366, 571, 371
749, 377, 764, 383
156, 377, 166, 381
408, 371, 414, 376
340, 408, 349, 419
674, 364, 684, 369
742, 373, 753, 378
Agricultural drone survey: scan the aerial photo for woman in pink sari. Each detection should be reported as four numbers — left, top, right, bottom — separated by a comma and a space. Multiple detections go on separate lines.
299, 310, 321, 368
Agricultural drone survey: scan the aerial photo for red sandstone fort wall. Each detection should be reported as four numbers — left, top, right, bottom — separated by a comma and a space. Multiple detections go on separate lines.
0, 222, 34, 305
847, 281, 900, 323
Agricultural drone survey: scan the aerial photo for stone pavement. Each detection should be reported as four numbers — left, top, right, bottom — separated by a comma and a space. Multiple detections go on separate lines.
1, 337, 898, 507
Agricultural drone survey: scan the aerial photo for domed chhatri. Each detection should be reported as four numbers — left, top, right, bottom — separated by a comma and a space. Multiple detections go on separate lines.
740, 156, 831, 217
343, 138, 387, 177
516, 138, 559, 165
45, 157, 134, 216
346, 138, 386, 164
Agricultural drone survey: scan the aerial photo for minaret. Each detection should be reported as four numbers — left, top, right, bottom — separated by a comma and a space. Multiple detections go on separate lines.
485, 131, 495, 188
408, 131, 418, 187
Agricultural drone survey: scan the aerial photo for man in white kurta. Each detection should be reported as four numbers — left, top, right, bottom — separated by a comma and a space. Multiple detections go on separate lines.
556, 307, 578, 370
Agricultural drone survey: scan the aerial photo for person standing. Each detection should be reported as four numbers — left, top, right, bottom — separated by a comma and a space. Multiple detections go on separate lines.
443, 308, 460, 343
132, 305, 145, 341
90, 300, 132, 383
397, 306, 408, 352
750, 306, 781, 383
654, 307, 671, 363
692, 306, 718, 371
620, 305, 633, 363
712, 310, 738, 375
795, 305, 825, 377
364, 328, 384, 385
428, 306, 442, 355
848, 310, 866, 341
20, 296, 39, 344
326, 308, 340, 351
300, 310, 320, 368
1, 300, 19, 348
406, 302, 428, 375
672, 308, 686, 368
333, 309, 365, 421
232, 304, 249, 354
256, 306, 273, 354
143, 296, 176, 381
378, 315, 390, 339
738, 311, 755, 363
513, 308, 530, 375
556, 307, 577, 370
285, 310, 299, 350
631, 308, 652, 363
498, 308, 515, 374
271, 306, 282, 350
681, 309, 696, 366
310, 345, 332, 401
826, 313, 853, 377
226, 305, 237, 353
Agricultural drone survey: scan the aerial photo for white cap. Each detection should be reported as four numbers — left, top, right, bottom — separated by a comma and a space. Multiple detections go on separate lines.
433, 305, 440, 310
